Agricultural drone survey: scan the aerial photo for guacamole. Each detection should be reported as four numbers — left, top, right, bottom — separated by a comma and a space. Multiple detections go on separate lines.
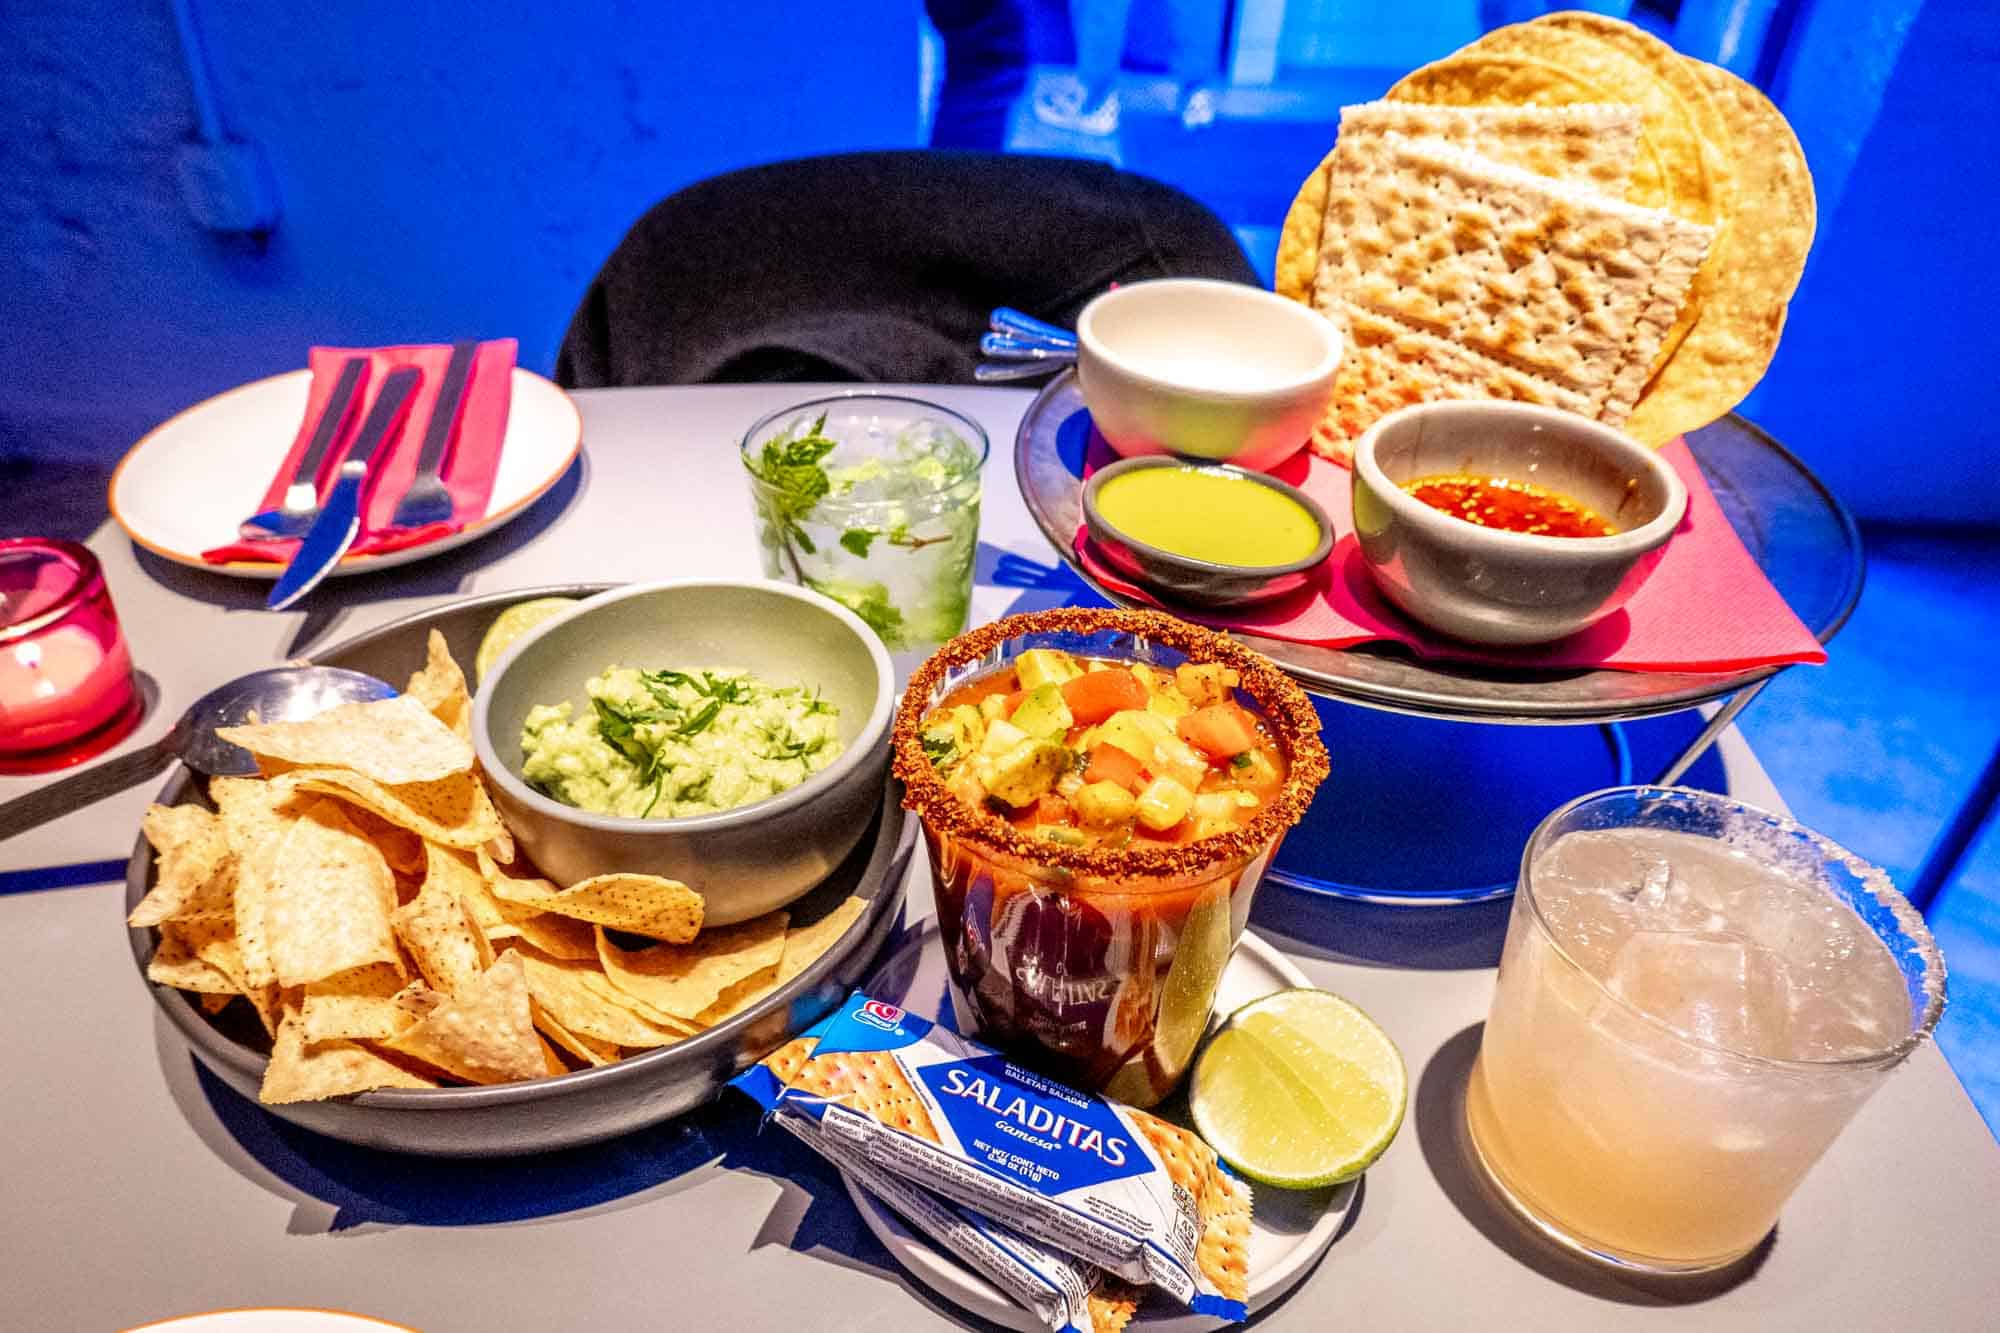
520, 666, 842, 819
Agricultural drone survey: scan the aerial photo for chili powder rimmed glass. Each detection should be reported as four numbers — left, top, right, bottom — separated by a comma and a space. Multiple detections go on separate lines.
893, 607, 1329, 1106
0, 537, 142, 773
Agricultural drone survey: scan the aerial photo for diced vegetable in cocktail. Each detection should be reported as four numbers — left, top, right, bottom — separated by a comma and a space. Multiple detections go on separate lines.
919, 648, 1287, 848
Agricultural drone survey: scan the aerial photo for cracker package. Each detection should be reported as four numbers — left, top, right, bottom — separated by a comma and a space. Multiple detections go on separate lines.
740, 1035, 1135, 1333
737, 993, 1252, 1325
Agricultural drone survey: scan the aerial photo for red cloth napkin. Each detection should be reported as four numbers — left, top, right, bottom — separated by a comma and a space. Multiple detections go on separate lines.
1075, 437, 1827, 673
202, 340, 517, 565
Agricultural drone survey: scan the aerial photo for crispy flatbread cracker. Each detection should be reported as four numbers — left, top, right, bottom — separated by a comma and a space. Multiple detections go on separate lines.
1312, 135, 1710, 438
1275, 100, 1642, 306
218, 694, 474, 786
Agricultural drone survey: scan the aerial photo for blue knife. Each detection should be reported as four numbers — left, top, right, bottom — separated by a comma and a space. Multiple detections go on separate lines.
267, 366, 423, 610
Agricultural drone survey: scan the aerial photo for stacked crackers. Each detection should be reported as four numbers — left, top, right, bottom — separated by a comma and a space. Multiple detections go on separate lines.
1276, 12, 1815, 463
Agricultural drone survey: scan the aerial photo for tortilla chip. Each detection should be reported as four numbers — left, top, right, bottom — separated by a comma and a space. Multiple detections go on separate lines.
393, 843, 496, 995
515, 949, 690, 1048
491, 871, 703, 944
198, 992, 233, 1015
301, 962, 413, 1043
392, 981, 447, 1021
147, 920, 239, 994
777, 896, 866, 985
231, 829, 282, 989
533, 1003, 620, 1067
282, 766, 508, 855
265, 797, 403, 987
383, 952, 547, 1085
130, 804, 237, 927
261, 1001, 437, 1104
595, 914, 786, 1021
405, 629, 473, 742
470, 852, 599, 960
1624, 58, 1814, 443
218, 693, 475, 786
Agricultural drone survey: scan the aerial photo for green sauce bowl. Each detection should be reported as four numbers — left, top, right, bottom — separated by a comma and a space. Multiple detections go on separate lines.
1081, 456, 1334, 607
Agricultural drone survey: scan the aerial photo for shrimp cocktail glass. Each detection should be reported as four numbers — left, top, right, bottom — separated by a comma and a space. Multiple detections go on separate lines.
894, 609, 1329, 1108
1467, 786, 1947, 1275
742, 394, 985, 677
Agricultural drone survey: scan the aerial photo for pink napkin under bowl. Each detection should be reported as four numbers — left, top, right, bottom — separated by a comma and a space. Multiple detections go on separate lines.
202, 340, 517, 565
1074, 435, 1827, 674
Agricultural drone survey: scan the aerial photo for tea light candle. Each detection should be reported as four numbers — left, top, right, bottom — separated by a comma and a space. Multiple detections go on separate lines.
0, 538, 140, 765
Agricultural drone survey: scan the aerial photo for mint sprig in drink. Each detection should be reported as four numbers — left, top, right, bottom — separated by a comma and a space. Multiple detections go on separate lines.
743, 395, 984, 672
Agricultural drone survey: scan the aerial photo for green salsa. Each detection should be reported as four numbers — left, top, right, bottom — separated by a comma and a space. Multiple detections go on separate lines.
520, 666, 842, 819
1096, 466, 1322, 568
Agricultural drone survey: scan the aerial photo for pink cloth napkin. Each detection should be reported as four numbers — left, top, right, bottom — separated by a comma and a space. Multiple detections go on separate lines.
202, 340, 517, 565
1074, 437, 1827, 673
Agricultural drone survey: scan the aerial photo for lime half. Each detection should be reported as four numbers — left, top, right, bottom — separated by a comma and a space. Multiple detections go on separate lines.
1189, 988, 1407, 1189
475, 597, 580, 682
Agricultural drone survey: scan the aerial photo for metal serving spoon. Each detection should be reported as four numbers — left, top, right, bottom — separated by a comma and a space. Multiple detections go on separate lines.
0, 665, 395, 842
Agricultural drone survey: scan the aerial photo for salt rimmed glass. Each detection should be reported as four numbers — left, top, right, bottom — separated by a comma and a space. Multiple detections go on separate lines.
1466, 786, 1947, 1274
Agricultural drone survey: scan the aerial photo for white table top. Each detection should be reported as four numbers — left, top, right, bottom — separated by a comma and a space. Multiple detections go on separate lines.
4, 384, 1993, 1332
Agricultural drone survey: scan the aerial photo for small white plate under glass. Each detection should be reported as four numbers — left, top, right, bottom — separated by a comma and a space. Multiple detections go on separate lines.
846, 918, 1356, 1330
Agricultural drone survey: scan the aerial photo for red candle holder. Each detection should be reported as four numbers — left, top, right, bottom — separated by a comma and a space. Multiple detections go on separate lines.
0, 538, 143, 774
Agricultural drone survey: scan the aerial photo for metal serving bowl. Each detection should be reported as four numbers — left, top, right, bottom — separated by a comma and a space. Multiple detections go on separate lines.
472, 579, 895, 925
126, 585, 910, 1156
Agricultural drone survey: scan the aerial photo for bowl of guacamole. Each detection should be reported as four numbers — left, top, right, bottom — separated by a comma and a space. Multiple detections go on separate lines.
473, 580, 894, 925
520, 666, 844, 820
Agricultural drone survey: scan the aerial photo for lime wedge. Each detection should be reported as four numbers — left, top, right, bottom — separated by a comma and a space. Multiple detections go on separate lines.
474, 597, 580, 682
1189, 988, 1407, 1189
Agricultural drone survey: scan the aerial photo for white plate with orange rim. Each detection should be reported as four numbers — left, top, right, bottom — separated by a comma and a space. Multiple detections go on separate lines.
844, 919, 1356, 1331
109, 368, 581, 580
121, 1311, 419, 1332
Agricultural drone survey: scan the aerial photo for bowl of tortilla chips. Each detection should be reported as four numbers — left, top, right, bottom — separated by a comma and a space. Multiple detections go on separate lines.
125, 587, 910, 1155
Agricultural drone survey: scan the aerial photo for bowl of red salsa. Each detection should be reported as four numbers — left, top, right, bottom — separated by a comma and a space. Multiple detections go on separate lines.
1351, 400, 1688, 646
891, 608, 1328, 1107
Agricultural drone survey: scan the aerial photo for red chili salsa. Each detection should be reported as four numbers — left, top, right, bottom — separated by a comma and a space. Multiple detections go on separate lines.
1403, 473, 1618, 538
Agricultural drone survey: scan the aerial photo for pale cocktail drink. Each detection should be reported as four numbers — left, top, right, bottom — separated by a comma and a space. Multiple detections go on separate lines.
1467, 788, 1944, 1274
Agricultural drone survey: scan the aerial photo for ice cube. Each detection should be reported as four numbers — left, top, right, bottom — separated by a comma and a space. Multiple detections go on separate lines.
1603, 929, 1796, 1060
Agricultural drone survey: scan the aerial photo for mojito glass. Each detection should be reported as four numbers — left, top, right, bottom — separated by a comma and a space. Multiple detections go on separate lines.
742, 394, 984, 672
1466, 787, 1946, 1274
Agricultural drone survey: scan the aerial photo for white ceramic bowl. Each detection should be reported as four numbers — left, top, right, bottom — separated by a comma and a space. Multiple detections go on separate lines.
1352, 401, 1687, 646
1075, 278, 1343, 472
472, 580, 895, 924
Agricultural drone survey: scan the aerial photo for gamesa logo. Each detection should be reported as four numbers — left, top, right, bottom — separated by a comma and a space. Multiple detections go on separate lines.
855, 999, 904, 1032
